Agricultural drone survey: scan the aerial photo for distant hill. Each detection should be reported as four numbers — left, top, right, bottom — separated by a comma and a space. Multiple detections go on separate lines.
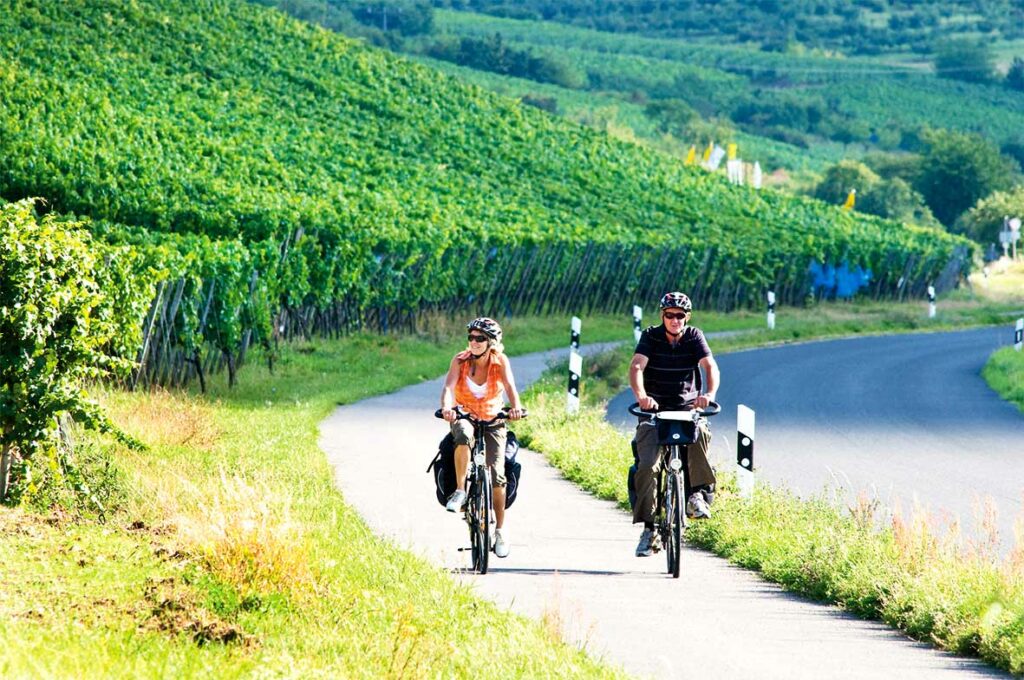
430, 0, 1024, 55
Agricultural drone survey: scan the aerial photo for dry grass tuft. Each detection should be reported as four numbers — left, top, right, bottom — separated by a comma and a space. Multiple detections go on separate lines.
110, 387, 220, 451
173, 472, 313, 598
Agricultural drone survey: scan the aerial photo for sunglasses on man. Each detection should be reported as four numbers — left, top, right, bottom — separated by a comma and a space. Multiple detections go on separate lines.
662, 312, 688, 320
468, 334, 489, 343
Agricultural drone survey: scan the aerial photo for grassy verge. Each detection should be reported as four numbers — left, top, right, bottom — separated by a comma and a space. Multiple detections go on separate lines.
0, 324, 628, 678
984, 347, 1024, 413
515, 304, 1024, 675
2, 295, 1020, 676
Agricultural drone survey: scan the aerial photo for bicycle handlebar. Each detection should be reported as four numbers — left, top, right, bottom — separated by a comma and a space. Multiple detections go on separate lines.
434, 406, 528, 426
627, 401, 721, 419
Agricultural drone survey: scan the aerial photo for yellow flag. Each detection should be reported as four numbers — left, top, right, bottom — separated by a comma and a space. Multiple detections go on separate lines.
842, 189, 856, 210
727, 143, 737, 160
685, 146, 696, 165
702, 142, 713, 163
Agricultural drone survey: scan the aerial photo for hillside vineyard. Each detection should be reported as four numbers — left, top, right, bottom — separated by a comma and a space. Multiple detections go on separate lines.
0, 0, 970, 387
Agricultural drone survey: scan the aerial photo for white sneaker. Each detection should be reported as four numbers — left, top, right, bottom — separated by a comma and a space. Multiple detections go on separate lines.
494, 530, 509, 558
686, 492, 711, 519
445, 489, 467, 513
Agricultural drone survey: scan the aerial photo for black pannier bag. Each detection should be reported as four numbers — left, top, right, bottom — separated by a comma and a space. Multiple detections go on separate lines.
627, 440, 638, 510
428, 431, 522, 509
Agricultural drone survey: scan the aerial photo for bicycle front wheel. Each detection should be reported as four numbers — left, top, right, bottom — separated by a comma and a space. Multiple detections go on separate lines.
475, 470, 491, 574
667, 472, 683, 578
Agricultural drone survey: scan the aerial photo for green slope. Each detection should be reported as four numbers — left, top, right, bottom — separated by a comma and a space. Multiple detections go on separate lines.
0, 0, 969, 346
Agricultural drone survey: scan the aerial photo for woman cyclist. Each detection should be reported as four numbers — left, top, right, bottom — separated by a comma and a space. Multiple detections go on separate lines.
440, 317, 524, 558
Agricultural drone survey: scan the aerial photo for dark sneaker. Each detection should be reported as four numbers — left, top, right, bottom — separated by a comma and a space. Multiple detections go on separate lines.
635, 528, 656, 557
445, 489, 467, 513
686, 492, 711, 519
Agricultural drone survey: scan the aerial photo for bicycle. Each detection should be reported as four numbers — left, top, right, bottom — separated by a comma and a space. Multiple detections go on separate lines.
434, 406, 526, 574
627, 401, 720, 578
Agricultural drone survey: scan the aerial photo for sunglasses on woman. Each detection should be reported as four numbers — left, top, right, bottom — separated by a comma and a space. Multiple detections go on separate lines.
468, 334, 489, 343
662, 312, 687, 320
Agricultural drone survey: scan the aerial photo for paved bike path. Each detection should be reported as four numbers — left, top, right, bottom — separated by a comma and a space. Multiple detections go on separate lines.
607, 327, 1024, 550
320, 343, 1006, 679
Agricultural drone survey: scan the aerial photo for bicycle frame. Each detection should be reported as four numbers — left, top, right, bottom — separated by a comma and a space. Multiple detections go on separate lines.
628, 401, 720, 578
434, 406, 526, 574
464, 418, 494, 574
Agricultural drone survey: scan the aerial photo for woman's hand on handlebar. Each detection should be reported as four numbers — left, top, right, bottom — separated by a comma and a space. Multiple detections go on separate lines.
638, 395, 659, 411
506, 406, 525, 420
441, 407, 458, 423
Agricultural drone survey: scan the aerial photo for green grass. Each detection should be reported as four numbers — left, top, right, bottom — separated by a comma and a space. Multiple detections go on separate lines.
984, 347, 1024, 413
0, 317, 630, 678
4, 298, 1022, 676
514, 299, 1024, 675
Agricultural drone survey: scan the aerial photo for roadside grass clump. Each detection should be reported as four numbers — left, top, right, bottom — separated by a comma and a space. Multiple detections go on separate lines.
983, 347, 1024, 412
517, 326, 1024, 674
173, 473, 313, 600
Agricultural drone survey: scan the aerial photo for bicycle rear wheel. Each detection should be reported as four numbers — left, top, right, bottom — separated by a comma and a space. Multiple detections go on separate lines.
666, 472, 683, 578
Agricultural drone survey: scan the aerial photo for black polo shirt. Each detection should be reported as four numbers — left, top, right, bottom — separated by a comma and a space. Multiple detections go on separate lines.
634, 324, 711, 409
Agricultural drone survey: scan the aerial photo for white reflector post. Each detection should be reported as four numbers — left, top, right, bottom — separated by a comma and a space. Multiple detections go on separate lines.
632, 305, 642, 343
570, 315, 581, 350
1015, 318, 1023, 352
737, 404, 756, 499
567, 350, 582, 415
766, 290, 776, 330
927, 285, 936, 319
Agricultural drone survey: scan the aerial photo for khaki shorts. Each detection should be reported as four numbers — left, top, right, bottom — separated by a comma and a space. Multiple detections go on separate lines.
451, 420, 507, 487
632, 419, 715, 524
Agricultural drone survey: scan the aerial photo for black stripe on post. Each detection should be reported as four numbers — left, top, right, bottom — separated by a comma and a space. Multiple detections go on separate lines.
567, 350, 582, 415
737, 404, 755, 498
738, 433, 754, 471
1015, 319, 1023, 350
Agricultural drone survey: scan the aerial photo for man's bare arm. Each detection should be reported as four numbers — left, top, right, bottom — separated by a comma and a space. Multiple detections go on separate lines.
697, 355, 720, 408
629, 353, 658, 410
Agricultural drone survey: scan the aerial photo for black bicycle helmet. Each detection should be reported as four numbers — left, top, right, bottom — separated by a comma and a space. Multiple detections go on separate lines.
467, 317, 503, 344
659, 292, 692, 312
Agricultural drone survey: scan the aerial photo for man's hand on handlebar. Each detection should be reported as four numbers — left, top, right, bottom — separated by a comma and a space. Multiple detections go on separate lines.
638, 395, 659, 411
441, 407, 458, 422
506, 406, 525, 421
693, 394, 715, 410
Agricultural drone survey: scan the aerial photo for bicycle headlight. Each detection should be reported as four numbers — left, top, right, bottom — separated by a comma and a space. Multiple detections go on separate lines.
669, 458, 683, 471
474, 453, 486, 466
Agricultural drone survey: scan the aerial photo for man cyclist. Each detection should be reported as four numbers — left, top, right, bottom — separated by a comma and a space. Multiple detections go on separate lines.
629, 292, 720, 557
440, 317, 524, 558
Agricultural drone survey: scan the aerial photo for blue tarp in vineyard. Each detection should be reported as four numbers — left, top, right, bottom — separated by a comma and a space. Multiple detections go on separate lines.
810, 261, 872, 299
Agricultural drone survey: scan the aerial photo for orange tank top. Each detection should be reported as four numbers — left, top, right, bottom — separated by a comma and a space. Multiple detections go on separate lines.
453, 356, 505, 420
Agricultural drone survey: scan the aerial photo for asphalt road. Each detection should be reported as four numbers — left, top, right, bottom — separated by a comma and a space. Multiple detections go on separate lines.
608, 327, 1024, 551
321, 340, 1009, 679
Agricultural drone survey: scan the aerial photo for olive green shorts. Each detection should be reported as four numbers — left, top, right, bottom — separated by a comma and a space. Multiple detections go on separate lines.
451, 419, 507, 487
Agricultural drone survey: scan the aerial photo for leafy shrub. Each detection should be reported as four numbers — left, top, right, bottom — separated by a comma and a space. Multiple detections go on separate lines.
0, 200, 134, 503
953, 186, 1024, 245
